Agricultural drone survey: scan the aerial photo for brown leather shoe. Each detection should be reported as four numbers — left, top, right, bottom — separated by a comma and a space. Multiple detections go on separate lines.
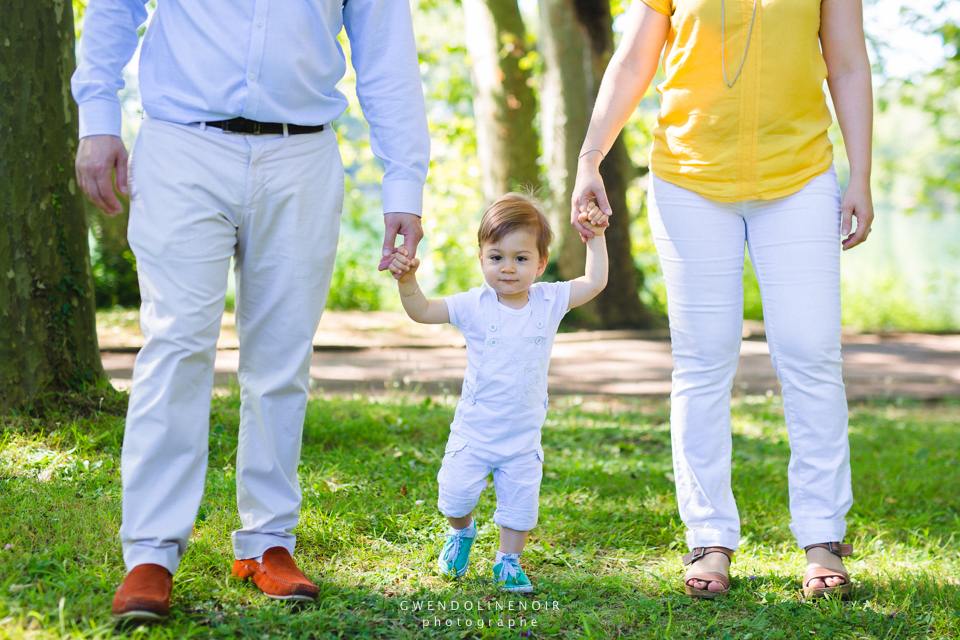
232, 547, 319, 601
112, 564, 172, 620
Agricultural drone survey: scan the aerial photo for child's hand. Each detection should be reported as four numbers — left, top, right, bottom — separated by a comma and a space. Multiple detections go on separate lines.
388, 246, 420, 282
578, 202, 609, 237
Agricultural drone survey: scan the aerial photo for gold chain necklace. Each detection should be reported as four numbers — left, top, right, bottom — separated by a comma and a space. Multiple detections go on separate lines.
721, 0, 758, 88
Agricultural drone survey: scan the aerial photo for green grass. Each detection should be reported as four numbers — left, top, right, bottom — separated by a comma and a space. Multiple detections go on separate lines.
1, 391, 958, 638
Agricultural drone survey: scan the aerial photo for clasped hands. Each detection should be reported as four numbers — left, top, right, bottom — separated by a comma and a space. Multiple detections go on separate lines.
385, 203, 609, 283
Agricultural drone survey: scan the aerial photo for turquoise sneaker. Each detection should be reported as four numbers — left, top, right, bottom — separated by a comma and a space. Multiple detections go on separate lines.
492, 553, 533, 593
437, 528, 476, 578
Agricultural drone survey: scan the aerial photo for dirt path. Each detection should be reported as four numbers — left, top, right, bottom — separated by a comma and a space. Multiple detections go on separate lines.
100, 311, 960, 400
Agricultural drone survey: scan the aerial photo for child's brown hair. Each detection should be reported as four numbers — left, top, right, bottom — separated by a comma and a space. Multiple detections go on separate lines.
477, 192, 553, 259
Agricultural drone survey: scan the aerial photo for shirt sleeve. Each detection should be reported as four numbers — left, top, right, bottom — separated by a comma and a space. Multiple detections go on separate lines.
537, 281, 572, 330
444, 289, 477, 331
71, 0, 150, 138
638, 0, 672, 16
343, 0, 431, 217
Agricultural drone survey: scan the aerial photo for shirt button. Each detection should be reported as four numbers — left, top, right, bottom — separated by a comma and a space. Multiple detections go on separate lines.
489, 325, 496, 331
535, 337, 543, 345
248, 73, 256, 81
257, 20, 264, 27
537, 321, 543, 328
491, 339, 498, 346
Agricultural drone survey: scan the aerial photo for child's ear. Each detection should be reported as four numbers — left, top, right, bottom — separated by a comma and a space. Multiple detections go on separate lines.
537, 252, 549, 276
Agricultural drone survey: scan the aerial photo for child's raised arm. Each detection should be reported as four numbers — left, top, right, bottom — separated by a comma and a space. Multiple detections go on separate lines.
567, 203, 610, 310
388, 248, 450, 324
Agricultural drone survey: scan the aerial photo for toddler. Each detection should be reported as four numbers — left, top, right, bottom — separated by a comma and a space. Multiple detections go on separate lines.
386, 193, 608, 592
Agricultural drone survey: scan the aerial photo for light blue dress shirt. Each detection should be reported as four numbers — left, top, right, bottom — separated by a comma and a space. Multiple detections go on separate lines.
71, 0, 430, 215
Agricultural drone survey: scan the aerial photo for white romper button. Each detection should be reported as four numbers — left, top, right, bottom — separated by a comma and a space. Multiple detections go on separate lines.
537, 321, 543, 328
491, 339, 498, 346
490, 325, 496, 331
535, 337, 542, 344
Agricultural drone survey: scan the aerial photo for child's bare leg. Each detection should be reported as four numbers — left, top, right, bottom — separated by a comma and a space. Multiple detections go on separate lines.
498, 526, 529, 554
448, 514, 473, 530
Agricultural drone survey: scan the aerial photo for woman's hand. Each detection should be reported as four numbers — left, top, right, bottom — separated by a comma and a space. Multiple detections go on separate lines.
578, 202, 610, 237
840, 178, 873, 250
571, 154, 611, 242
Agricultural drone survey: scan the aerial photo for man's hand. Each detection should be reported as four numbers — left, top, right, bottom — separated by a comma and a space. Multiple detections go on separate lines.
379, 212, 424, 278
76, 135, 129, 216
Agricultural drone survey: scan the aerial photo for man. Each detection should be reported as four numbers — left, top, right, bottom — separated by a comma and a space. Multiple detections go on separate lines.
72, 0, 429, 620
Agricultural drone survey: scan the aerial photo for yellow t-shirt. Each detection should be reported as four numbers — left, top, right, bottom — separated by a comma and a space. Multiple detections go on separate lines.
640, 0, 833, 202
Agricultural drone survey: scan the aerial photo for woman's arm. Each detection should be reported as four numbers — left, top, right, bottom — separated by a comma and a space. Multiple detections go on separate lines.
821, 0, 874, 250
572, 2, 670, 238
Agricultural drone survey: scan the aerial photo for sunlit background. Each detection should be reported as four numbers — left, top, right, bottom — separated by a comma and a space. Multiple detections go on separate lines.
79, 0, 960, 331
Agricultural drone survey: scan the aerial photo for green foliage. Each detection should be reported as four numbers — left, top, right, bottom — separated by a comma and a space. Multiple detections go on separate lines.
88, 221, 140, 310
892, 15, 960, 207
742, 257, 764, 322
842, 267, 958, 332
1, 394, 958, 638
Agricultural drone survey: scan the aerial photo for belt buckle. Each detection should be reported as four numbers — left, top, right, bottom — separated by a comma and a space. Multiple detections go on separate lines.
250, 120, 261, 135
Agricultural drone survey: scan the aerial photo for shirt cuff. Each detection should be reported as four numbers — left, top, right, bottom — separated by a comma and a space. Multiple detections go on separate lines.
78, 97, 123, 139
382, 179, 425, 217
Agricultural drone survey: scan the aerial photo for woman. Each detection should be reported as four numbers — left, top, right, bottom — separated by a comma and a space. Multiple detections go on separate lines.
572, 0, 873, 599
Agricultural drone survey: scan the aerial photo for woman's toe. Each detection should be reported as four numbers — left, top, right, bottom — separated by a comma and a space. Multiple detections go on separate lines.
707, 580, 724, 592
808, 577, 825, 589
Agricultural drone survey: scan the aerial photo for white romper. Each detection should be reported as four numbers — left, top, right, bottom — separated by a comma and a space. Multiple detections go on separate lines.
437, 282, 571, 531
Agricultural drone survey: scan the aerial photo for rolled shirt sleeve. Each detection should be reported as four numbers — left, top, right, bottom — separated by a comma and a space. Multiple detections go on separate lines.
344, 0, 431, 216
71, 0, 149, 138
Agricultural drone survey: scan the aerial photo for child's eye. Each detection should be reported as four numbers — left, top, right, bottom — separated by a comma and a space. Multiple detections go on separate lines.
490, 255, 501, 261
516, 256, 527, 262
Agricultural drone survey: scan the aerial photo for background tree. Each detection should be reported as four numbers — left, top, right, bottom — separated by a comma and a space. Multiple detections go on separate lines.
462, 0, 540, 201
538, 0, 650, 328
0, 0, 104, 410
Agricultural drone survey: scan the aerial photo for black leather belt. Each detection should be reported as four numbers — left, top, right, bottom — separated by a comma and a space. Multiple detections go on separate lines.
204, 117, 325, 135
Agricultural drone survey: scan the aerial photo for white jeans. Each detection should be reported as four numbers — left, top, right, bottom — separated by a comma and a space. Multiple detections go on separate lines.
437, 441, 543, 532
121, 117, 344, 573
648, 168, 853, 552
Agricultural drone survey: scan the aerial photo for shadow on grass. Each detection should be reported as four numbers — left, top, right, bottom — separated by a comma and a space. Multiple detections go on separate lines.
2, 395, 959, 638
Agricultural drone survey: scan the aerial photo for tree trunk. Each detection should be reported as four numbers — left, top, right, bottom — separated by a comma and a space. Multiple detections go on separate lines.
462, 0, 540, 201
0, 0, 104, 410
538, 0, 651, 328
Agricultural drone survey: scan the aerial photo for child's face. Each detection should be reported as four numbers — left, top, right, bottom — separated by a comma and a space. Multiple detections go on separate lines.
479, 229, 548, 298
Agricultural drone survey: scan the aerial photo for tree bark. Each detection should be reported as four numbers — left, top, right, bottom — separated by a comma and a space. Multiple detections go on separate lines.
0, 0, 104, 410
462, 0, 540, 201
538, 0, 651, 328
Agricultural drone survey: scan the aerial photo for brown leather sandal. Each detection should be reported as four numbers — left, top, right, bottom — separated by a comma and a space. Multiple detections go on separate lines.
802, 542, 853, 599
682, 546, 734, 599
